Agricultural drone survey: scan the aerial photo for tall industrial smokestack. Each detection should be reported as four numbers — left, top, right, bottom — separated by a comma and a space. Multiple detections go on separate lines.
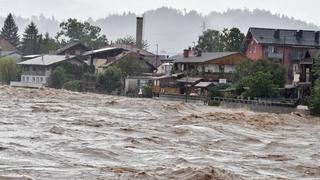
136, 17, 143, 49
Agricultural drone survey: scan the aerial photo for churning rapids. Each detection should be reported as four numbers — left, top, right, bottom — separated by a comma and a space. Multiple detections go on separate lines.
0, 86, 319, 179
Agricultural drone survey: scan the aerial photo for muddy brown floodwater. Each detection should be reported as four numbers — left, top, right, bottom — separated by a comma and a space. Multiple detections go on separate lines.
0, 86, 319, 179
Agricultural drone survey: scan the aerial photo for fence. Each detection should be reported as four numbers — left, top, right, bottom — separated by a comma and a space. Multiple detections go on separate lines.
158, 94, 298, 108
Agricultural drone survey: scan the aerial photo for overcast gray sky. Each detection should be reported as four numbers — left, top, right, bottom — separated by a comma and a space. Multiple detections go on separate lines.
0, 0, 319, 25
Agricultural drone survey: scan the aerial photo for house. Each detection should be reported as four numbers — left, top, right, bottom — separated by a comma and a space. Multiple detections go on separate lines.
125, 75, 154, 96
55, 41, 90, 56
297, 49, 319, 101
83, 46, 157, 74
99, 51, 156, 73
244, 27, 320, 85
10, 55, 84, 88
171, 49, 247, 83
0, 37, 21, 61
111, 44, 166, 69
152, 73, 184, 96
83, 47, 125, 73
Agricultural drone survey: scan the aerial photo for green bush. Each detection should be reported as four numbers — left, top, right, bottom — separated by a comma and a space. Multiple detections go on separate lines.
143, 85, 153, 98
49, 66, 65, 88
62, 80, 82, 92
208, 84, 230, 98
96, 66, 122, 93
309, 80, 320, 116
0, 57, 20, 84
233, 59, 285, 98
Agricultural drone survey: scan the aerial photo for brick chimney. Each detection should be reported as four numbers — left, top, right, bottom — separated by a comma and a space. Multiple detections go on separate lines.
136, 17, 143, 49
183, 49, 189, 58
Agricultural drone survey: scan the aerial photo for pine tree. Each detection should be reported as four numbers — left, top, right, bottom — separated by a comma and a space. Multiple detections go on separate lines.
21, 22, 40, 55
0, 13, 20, 48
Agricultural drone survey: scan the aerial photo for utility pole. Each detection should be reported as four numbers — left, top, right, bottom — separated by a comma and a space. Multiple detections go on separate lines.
185, 74, 189, 103
200, 21, 207, 33
155, 44, 159, 72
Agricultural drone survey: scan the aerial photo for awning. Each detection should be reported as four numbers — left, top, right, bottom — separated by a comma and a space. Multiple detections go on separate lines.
195, 82, 213, 88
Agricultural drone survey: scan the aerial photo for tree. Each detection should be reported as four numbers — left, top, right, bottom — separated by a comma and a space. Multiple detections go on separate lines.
49, 66, 65, 89
244, 71, 279, 98
115, 36, 149, 50
113, 56, 149, 79
233, 59, 285, 98
96, 66, 122, 93
197, 29, 224, 52
56, 18, 108, 49
21, 22, 41, 55
309, 56, 320, 115
39, 32, 61, 54
221, 27, 245, 52
0, 57, 20, 84
0, 13, 20, 48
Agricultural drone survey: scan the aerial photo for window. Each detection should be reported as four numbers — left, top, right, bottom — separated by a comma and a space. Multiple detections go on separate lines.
40, 77, 43, 82
219, 65, 225, 73
32, 77, 35, 82
268, 46, 279, 53
22, 76, 25, 82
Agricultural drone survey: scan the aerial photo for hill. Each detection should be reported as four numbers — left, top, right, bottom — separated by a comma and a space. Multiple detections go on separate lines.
0, 7, 319, 53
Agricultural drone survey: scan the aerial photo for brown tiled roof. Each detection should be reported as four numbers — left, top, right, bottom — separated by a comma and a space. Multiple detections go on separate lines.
0, 37, 16, 51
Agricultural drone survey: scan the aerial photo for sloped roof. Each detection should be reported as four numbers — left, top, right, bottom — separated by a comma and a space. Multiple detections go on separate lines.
83, 47, 122, 56
171, 52, 239, 63
18, 55, 75, 66
0, 37, 16, 51
247, 27, 320, 47
55, 41, 90, 55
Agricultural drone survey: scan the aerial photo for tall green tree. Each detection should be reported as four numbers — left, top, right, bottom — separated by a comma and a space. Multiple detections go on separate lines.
197, 29, 224, 52
21, 22, 41, 55
0, 57, 20, 84
56, 18, 108, 49
221, 27, 245, 52
0, 13, 20, 48
39, 32, 61, 54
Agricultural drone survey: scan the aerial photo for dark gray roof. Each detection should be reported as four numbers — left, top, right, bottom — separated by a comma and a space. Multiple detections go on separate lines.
171, 52, 239, 63
247, 27, 320, 47
18, 55, 75, 66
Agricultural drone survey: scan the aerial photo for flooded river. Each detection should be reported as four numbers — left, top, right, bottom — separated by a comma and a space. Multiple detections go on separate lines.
0, 86, 319, 179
